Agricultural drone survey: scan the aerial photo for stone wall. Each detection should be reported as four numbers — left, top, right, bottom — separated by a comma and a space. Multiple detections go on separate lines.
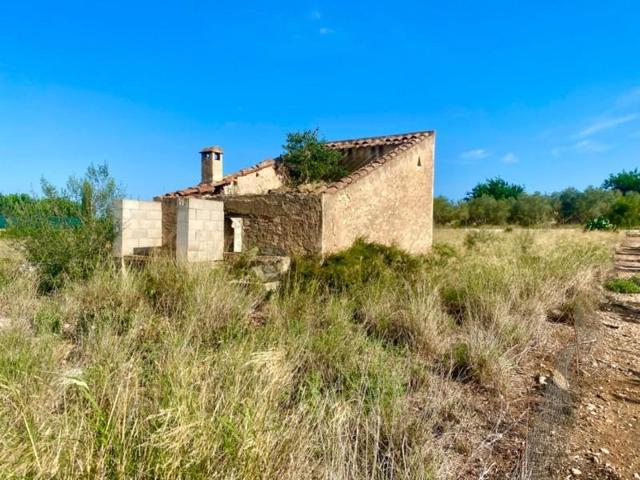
222, 193, 322, 255
112, 199, 163, 257
221, 164, 283, 195
321, 135, 435, 254
176, 198, 224, 262
160, 197, 178, 252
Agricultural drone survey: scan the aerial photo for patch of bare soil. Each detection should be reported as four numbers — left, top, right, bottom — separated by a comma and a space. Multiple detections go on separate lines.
557, 303, 640, 480
464, 303, 640, 480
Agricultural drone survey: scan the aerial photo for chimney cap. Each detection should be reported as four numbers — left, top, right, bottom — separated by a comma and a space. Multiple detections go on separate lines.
200, 145, 224, 154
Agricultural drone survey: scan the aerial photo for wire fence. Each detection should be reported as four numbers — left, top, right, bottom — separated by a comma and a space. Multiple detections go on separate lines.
515, 302, 597, 479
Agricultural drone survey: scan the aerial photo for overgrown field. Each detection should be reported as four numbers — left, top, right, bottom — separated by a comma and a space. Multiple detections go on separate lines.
0, 229, 617, 479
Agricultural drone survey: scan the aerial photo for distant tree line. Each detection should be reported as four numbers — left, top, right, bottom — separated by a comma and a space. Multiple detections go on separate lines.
0, 191, 79, 221
435, 169, 640, 228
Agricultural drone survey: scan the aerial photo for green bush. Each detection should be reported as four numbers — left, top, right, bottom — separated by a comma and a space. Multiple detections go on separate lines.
467, 195, 513, 225
433, 196, 458, 225
7, 164, 122, 292
291, 238, 421, 291
604, 277, 640, 294
282, 129, 347, 185
605, 192, 640, 228
585, 216, 616, 231
510, 193, 554, 226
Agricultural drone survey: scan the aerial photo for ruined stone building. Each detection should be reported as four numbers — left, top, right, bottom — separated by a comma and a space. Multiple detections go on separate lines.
113, 130, 435, 262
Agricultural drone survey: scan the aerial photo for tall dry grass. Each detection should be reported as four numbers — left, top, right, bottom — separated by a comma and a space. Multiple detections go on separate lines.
0, 229, 616, 479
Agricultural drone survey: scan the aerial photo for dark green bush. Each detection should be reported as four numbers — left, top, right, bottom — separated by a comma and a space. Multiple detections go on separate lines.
585, 216, 616, 231
605, 192, 640, 228
291, 238, 421, 291
424, 243, 459, 268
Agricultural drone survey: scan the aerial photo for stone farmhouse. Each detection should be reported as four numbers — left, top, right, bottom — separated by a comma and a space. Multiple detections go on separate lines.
113, 130, 435, 262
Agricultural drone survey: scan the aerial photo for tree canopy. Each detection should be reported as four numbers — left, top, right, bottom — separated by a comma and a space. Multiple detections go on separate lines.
282, 129, 347, 185
602, 168, 640, 194
465, 177, 525, 201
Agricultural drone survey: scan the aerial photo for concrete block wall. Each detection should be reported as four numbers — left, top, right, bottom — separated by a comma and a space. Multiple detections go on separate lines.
113, 199, 163, 257
176, 197, 224, 262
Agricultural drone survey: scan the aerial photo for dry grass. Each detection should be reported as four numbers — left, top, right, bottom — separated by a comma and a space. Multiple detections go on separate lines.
0, 228, 617, 479
0, 237, 21, 261
434, 226, 621, 249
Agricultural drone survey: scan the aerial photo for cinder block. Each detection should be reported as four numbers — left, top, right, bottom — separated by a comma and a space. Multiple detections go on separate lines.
148, 209, 163, 221
138, 200, 160, 211
121, 199, 140, 210
197, 209, 211, 220
130, 229, 147, 239
190, 219, 204, 230
206, 200, 224, 212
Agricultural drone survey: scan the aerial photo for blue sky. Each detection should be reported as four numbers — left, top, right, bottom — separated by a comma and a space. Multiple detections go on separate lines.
1, 0, 639, 200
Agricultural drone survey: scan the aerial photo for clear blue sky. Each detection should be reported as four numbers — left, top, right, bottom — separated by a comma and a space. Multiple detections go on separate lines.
1, 1, 639, 200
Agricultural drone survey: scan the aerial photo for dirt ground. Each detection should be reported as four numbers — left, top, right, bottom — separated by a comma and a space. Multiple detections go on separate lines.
556, 298, 640, 480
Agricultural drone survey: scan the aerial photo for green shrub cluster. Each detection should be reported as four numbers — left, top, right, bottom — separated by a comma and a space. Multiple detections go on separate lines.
290, 238, 423, 291
604, 277, 640, 294
585, 216, 616, 231
281, 129, 348, 186
5, 164, 121, 292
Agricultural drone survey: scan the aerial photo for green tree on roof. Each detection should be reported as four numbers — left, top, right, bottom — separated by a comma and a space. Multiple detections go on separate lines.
282, 129, 347, 186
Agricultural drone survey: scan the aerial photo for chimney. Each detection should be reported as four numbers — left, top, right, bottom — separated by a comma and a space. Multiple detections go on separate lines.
200, 146, 223, 184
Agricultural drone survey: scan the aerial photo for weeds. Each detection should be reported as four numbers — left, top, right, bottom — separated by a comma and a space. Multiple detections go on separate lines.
604, 277, 640, 293
0, 229, 616, 479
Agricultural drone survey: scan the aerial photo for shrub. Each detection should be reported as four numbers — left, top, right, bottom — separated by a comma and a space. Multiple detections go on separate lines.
604, 277, 640, 294
585, 216, 616, 231
290, 238, 422, 291
510, 193, 554, 226
467, 195, 512, 225
433, 196, 458, 225
605, 192, 640, 228
281, 129, 347, 185
6, 164, 122, 292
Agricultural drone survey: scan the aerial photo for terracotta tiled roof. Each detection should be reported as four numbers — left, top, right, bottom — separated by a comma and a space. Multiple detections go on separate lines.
324, 130, 433, 150
315, 130, 433, 193
161, 130, 433, 198
161, 159, 277, 198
